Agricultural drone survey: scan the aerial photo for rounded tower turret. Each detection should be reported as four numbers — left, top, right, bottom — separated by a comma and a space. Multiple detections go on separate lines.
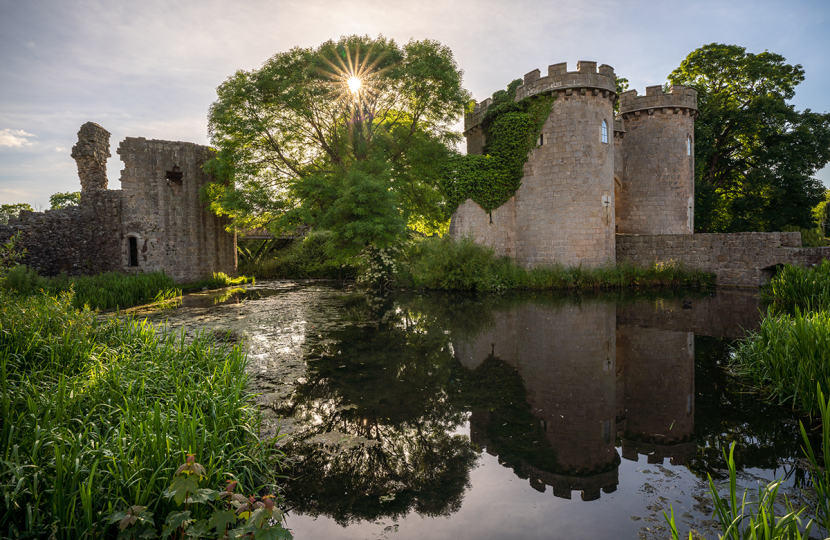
617, 86, 697, 234
453, 61, 619, 267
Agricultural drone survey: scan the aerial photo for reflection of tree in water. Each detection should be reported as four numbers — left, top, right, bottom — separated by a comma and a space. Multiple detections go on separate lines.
689, 336, 810, 482
278, 293, 481, 525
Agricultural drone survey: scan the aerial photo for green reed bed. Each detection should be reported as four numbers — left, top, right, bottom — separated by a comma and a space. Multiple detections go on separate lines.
1, 266, 180, 310
731, 308, 830, 417
761, 260, 830, 311
398, 236, 714, 291
0, 290, 282, 539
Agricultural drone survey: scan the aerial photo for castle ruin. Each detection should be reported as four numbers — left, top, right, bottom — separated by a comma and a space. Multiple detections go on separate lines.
0, 122, 236, 283
450, 61, 830, 286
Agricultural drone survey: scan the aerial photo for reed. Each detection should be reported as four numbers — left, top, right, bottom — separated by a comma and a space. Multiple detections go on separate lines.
0, 290, 283, 539
761, 261, 830, 311
731, 307, 830, 417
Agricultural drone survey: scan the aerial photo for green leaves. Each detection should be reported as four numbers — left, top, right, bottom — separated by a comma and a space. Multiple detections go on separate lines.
669, 43, 830, 232
164, 474, 199, 505
205, 35, 470, 251
440, 82, 554, 214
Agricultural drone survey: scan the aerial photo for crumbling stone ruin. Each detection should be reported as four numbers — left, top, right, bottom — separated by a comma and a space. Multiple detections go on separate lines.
0, 122, 236, 283
450, 60, 830, 286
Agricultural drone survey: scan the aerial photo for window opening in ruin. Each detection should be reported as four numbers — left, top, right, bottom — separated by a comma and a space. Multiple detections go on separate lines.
687, 136, 691, 156
538, 133, 544, 146
128, 237, 138, 267
601, 120, 608, 143
686, 394, 692, 416
489, 211, 493, 224
687, 197, 694, 232
166, 165, 184, 185
602, 419, 611, 444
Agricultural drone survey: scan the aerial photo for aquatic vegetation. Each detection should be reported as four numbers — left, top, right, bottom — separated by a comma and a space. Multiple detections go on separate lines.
183, 271, 255, 292
761, 260, 830, 311
731, 307, 830, 416
0, 290, 285, 539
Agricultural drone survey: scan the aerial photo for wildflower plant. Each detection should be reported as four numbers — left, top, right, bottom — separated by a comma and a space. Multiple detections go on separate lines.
110, 454, 292, 539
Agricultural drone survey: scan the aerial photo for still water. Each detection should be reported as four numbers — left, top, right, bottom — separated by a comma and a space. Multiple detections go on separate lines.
147, 284, 809, 539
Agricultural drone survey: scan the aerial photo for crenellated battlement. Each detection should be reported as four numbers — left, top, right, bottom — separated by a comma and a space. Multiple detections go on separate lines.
465, 61, 617, 132
619, 85, 697, 118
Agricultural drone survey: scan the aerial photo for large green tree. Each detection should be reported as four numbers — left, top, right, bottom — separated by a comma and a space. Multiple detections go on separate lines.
205, 35, 469, 254
668, 44, 830, 232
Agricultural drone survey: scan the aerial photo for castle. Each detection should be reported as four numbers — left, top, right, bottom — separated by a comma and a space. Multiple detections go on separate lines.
449, 61, 697, 267
0, 122, 236, 283
449, 61, 830, 286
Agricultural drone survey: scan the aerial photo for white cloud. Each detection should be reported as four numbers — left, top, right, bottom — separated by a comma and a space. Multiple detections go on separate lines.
0, 129, 37, 148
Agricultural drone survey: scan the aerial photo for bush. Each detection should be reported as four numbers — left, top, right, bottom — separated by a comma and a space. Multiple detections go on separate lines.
761, 260, 830, 311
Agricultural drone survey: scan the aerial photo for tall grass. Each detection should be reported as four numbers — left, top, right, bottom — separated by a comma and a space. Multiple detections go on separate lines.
761, 261, 830, 311
397, 236, 715, 291
731, 308, 830, 417
0, 290, 282, 539
1, 266, 180, 310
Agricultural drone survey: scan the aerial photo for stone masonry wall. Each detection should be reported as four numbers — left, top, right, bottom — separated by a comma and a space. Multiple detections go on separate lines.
0, 190, 122, 276
451, 61, 617, 268
617, 86, 696, 235
617, 232, 830, 287
118, 138, 236, 283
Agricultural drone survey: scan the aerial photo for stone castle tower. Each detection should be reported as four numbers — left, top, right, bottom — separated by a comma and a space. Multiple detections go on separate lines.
449, 61, 698, 266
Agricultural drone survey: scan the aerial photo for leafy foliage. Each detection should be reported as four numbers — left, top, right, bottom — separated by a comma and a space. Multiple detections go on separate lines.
441, 80, 554, 213
0, 231, 26, 272
668, 43, 830, 232
205, 35, 469, 253
0, 202, 32, 225
49, 191, 81, 210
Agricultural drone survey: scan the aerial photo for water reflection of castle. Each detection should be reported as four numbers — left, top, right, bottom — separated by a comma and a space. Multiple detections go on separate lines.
453, 293, 755, 501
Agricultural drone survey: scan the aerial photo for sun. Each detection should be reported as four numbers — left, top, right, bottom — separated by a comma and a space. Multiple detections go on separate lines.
347, 76, 362, 93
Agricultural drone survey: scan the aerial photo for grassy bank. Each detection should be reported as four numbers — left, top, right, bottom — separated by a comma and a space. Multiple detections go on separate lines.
761, 259, 830, 311
242, 234, 715, 291
0, 290, 285, 539
1, 267, 255, 310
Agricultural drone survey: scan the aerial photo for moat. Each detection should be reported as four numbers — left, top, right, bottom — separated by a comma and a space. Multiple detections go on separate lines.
141, 283, 811, 540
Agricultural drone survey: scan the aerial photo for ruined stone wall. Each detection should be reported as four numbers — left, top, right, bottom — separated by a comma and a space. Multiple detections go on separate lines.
0, 191, 122, 276
617, 86, 697, 235
451, 61, 617, 267
118, 138, 236, 283
616, 232, 830, 287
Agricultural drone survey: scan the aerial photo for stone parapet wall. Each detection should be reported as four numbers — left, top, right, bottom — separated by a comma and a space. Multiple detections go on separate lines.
0, 191, 122, 276
619, 85, 698, 115
615, 232, 829, 287
464, 61, 616, 132
118, 137, 236, 283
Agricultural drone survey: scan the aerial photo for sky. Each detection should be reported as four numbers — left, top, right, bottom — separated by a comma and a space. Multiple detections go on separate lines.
1, 0, 829, 208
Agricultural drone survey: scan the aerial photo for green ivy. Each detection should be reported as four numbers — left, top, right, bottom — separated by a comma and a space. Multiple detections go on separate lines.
442, 80, 555, 213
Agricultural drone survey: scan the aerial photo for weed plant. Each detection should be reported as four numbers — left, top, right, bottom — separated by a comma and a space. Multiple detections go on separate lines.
397, 236, 715, 291
0, 290, 283, 539
731, 307, 830, 416
761, 261, 830, 312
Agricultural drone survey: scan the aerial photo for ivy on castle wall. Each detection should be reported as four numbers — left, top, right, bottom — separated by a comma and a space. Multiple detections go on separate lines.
442, 80, 555, 213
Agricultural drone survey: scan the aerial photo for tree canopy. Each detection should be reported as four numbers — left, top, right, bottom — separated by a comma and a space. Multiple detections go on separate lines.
49, 191, 80, 210
668, 43, 830, 232
205, 35, 469, 253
